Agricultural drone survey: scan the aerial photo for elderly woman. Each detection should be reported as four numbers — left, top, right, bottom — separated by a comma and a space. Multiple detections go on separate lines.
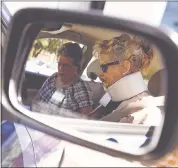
93, 33, 163, 125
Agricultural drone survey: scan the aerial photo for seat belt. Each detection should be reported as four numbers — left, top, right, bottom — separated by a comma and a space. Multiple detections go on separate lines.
89, 92, 122, 119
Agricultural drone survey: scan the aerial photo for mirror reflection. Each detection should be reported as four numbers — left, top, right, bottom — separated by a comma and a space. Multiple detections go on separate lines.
21, 23, 166, 126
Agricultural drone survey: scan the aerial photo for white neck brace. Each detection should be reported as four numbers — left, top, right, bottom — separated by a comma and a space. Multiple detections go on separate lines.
107, 72, 147, 101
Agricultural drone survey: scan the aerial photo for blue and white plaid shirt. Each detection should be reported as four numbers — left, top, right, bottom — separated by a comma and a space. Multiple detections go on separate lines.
31, 73, 93, 115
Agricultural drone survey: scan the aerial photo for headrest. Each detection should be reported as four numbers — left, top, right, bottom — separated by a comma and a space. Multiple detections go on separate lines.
148, 69, 166, 97
88, 72, 97, 80
87, 59, 101, 80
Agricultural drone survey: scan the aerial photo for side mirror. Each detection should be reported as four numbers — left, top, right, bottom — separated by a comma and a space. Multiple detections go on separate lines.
2, 8, 178, 162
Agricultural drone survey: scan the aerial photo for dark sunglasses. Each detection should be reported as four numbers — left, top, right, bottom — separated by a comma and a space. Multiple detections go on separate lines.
100, 60, 120, 72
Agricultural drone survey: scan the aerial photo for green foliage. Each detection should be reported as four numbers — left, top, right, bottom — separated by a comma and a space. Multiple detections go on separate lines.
29, 38, 71, 58
46, 38, 61, 54
31, 40, 43, 58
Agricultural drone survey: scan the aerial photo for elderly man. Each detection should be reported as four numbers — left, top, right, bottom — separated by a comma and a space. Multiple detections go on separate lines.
31, 42, 93, 116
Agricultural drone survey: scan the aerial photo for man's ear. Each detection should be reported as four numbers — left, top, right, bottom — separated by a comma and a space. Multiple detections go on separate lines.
122, 60, 131, 75
77, 67, 81, 74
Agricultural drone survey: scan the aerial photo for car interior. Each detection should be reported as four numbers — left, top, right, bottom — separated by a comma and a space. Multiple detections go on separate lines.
20, 23, 166, 119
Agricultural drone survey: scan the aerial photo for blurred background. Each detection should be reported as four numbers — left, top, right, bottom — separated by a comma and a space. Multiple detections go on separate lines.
2, 1, 178, 30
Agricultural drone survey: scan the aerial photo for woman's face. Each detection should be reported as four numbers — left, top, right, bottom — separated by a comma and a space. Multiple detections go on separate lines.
98, 40, 144, 88
100, 64, 123, 88
99, 54, 128, 88
96, 34, 154, 88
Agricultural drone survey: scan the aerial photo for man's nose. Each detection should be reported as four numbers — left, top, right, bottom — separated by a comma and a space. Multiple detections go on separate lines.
58, 64, 64, 71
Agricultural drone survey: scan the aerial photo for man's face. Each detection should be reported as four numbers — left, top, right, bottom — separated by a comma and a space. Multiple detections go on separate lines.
57, 56, 78, 83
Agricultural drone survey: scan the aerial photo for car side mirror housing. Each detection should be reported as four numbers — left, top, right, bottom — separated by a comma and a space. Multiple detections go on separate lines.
2, 8, 178, 162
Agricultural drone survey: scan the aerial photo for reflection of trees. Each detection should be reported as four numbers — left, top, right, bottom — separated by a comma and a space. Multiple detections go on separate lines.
31, 40, 43, 58
29, 38, 72, 59
47, 39, 62, 55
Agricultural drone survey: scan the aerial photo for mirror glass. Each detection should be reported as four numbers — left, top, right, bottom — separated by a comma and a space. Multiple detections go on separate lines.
19, 23, 166, 149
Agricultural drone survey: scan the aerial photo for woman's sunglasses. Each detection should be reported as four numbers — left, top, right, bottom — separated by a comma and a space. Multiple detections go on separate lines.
100, 60, 120, 72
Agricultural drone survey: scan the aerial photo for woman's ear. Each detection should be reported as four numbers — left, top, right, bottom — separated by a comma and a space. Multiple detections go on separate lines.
122, 60, 131, 75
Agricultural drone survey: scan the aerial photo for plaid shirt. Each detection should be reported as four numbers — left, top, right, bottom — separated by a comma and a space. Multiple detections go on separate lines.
32, 73, 93, 115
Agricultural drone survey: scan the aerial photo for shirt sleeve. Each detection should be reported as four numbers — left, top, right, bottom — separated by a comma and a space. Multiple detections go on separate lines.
31, 77, 51, 111
39, 73, 57, 101
73, 81, 93, 110
39, 77, 51, 100
142, 107, 162, 126
32, 73, 57, 104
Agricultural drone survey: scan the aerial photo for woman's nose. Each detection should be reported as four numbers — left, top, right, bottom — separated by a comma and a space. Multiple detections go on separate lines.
99, 73, 105, 82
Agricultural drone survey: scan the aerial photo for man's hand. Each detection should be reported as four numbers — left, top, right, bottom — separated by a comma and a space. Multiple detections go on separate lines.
79, 107, 93, 115
119, 115, 134, 123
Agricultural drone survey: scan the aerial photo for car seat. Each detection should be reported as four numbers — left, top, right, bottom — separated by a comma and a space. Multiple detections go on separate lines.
86, 59, 106, 108
148, 68, 167, 97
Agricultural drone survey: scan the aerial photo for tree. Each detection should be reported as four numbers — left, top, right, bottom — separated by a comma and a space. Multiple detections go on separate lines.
46, 38, 62, 54
29, 38, 75, 60
31, 40, 43, 58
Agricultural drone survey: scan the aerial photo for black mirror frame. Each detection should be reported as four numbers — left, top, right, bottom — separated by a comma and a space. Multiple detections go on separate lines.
2, 8, 178, 162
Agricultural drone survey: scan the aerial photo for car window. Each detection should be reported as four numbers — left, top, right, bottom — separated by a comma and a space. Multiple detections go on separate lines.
25, 38, 85, 77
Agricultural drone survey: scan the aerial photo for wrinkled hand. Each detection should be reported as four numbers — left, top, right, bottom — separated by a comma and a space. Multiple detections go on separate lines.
119, 115, 134, 123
